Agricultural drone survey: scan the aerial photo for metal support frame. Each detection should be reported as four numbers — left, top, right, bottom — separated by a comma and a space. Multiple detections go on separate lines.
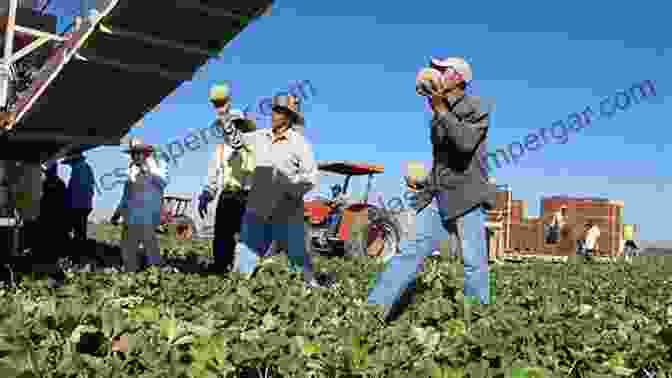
8, 35, 52, 64
342, 175, 351, 196
0, 1, 66, 109
14, 25, 64, 42
98, 24, 218, 58
74, 52, 193, 82
0, 0, 19, 109
364, 173, 373, 204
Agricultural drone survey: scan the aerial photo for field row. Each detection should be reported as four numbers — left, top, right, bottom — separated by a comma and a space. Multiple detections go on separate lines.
1, 235, 670, 377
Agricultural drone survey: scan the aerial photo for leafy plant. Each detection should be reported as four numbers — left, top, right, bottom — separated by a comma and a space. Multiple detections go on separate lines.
0, 225, 669, 377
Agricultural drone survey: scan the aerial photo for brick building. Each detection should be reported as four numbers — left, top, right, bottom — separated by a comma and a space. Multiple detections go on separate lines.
492, 187, 625, 256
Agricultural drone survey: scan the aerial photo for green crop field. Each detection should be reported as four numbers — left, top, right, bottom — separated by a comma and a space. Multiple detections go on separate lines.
0, 224, 669, 377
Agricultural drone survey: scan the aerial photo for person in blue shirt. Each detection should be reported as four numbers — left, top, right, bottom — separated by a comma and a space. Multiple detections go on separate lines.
62, 152, 96, 243
110, 138, 169, 272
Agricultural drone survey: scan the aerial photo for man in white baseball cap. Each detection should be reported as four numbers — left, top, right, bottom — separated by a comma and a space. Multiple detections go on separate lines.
416, 56, 473, 99
371, 56, 495, 322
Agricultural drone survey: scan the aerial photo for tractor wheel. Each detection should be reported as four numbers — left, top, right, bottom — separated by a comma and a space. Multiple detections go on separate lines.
174, 217, 195, 240
345, 207, 401, 263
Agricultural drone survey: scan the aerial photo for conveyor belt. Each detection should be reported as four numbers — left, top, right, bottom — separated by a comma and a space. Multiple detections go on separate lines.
0, 0, 273, 162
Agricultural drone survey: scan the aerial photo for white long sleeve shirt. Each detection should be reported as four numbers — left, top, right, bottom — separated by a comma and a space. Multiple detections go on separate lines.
242, 128, 318, 222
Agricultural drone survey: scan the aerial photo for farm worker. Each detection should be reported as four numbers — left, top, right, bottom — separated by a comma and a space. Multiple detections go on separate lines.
12, 162, 42, 242
36, 161, 68, 287
198, 82, 257, 273
368, 57, 497, 322
582, 221, 600, 257
5, 162, 41, 254
110, 138, 169, 272
62, 152, 96, 244
553, 205, 568, 226
234, 94, 327, 287
623, 225, 638, 258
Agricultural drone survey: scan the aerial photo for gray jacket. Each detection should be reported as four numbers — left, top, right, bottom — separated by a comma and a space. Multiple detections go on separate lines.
415, 93, 496, 221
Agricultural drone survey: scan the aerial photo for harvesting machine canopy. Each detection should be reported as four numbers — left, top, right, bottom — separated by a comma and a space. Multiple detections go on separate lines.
0, 0, 273, 163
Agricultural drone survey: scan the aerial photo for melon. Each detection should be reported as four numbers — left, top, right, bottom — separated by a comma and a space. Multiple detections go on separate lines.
209, 83, 231, 101
406, 160, 428, 180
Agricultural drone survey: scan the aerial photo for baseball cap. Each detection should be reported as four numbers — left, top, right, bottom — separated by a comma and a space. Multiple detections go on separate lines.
430, 57, 473, 83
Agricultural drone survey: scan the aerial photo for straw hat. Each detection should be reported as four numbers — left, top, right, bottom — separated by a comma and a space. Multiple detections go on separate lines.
122, 137, 154, 153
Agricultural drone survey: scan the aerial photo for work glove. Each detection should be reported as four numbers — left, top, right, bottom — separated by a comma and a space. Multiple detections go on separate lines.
198, 191, 213, 219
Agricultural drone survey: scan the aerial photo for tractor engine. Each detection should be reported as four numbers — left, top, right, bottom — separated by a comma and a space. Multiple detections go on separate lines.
304, 197, 346, 252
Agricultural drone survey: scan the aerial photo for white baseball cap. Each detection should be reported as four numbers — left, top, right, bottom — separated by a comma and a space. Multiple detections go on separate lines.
430, 57, 473, 83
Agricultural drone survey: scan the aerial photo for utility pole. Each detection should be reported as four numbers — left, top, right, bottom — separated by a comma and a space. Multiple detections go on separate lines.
0, 0, 18, 111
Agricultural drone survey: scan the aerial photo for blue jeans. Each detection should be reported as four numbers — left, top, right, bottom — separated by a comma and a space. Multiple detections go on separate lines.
368, 197, 490, 308
236, 209, 314, 277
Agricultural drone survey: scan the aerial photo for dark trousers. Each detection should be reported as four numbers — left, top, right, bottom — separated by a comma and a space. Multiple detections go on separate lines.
213, 192, 247, 272
69, 208, 92, 241
33, 216, 69, 274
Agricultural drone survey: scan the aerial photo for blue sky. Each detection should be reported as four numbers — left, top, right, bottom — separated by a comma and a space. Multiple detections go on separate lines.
48, 1, 670, 241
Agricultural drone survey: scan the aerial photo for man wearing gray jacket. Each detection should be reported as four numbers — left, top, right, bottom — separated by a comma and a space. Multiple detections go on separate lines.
368, 57, 497, 322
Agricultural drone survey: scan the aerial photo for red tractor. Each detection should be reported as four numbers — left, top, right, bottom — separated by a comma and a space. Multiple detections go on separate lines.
303, 161, 401, 261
